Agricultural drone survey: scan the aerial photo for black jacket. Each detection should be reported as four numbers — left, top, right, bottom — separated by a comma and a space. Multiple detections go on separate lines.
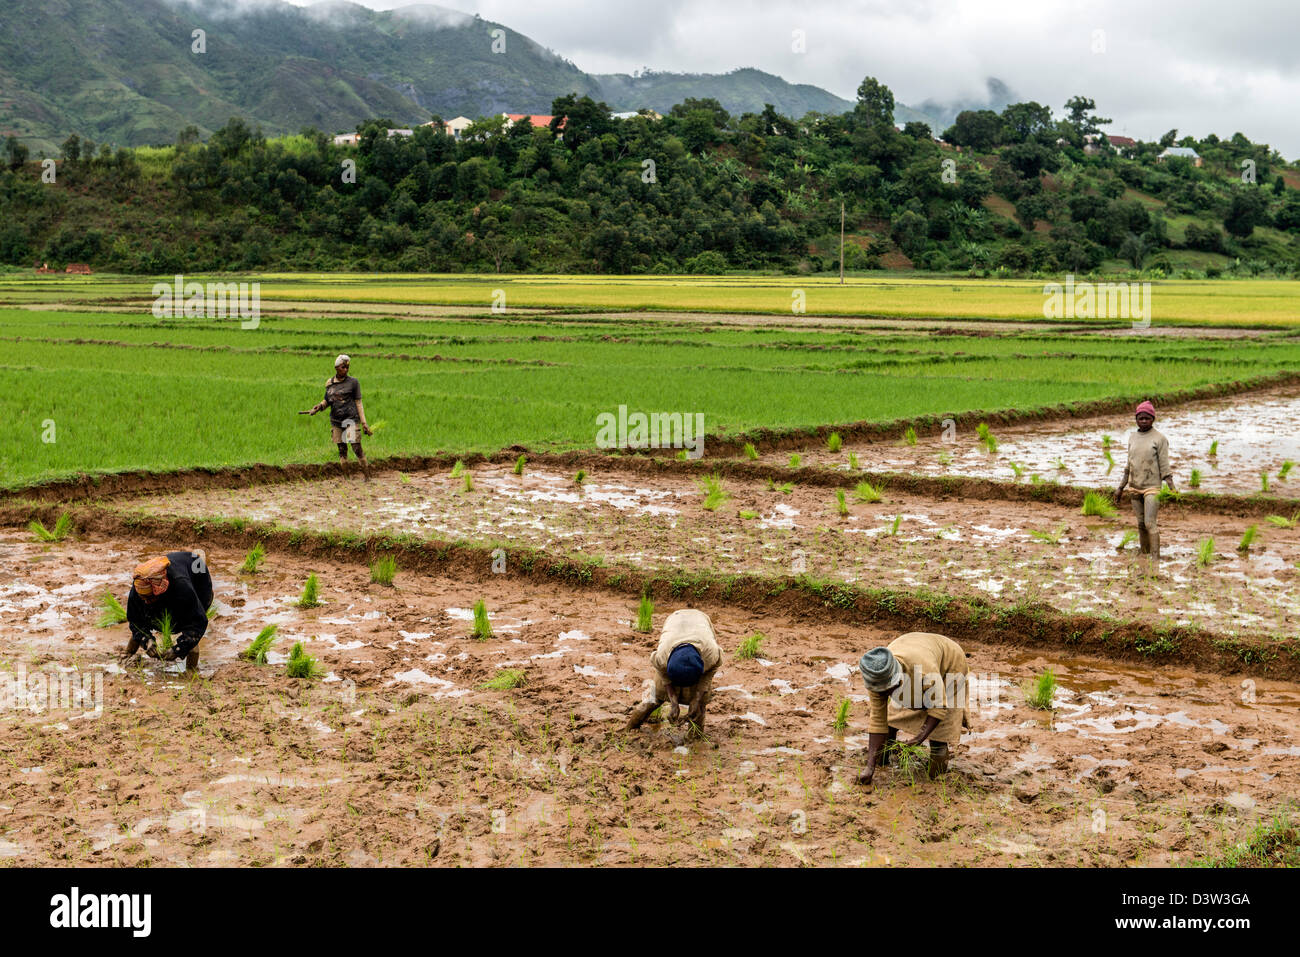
126, 551, 213, 656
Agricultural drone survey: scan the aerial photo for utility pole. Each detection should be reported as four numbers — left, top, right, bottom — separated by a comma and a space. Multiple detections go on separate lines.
839, 199, 845, 285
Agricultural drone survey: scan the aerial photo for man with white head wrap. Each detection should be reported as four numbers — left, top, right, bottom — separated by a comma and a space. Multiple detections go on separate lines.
856, 632, 971, 786
300, 354, 372, 479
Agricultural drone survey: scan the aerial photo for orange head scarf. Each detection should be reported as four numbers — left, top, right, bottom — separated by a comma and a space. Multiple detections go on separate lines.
132, 556, 171, 600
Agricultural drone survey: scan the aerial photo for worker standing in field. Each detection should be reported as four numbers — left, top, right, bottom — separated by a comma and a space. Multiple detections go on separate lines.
626, 608, 722, 737
856, 632, 971, 786
1114, 400, 1175, 571
121, 551, 214, 672
300, 354, 372, 480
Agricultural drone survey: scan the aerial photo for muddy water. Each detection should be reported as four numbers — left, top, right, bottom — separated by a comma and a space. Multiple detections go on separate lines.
0, 531, 1297, 866
761, 386, 1300, 496
121, 463, 1300, 638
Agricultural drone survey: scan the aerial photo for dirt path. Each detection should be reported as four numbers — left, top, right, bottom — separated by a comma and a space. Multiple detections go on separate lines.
1, 531, 1296, 866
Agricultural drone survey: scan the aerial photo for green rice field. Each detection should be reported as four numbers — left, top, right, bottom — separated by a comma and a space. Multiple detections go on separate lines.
4, 272, 1300, 487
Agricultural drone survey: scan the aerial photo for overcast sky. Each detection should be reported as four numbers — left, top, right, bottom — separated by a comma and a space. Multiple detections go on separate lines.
286, 0, 1300, 157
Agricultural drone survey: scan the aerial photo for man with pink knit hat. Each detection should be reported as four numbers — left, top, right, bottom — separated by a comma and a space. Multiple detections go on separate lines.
1114, 399, 1175, 570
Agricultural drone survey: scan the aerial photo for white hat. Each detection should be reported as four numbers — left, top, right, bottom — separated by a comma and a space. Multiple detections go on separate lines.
335, 354, 351, 368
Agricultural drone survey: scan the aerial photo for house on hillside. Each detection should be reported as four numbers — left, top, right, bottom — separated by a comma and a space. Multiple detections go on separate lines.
332, 132, 360, 147
1158, 146, 1202, 167
610, 110, 662, 121
440, 116, 473, 140
386, 128, 414, 138
1108, 135, 1137, 149
34, 262, 56, 274
501, 113, 566, 134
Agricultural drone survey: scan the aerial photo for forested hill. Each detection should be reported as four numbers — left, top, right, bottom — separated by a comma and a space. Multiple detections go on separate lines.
0, 0, 851, 155
1, 80, 1297, 278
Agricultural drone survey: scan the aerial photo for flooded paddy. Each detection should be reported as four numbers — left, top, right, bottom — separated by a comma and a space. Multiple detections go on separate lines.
0, 530, 1297, 866
120, 462, 1300, 639
757, 385, 1300, 496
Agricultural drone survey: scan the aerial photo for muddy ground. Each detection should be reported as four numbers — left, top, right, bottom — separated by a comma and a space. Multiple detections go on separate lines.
1, 530, 1297, 867
120, 461, 1300, 639
756, 385, 1300, 497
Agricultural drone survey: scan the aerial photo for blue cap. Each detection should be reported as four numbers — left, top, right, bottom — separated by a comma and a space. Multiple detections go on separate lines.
666, 644, 704, 686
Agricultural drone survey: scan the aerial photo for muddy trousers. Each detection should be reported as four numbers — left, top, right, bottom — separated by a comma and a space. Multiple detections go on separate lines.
1131, 492, 1161, 561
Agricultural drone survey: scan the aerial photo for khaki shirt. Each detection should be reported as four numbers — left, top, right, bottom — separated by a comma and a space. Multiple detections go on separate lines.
650, 609, 722, 698
1121, 427, 1171, 494
867, 632, 970, 735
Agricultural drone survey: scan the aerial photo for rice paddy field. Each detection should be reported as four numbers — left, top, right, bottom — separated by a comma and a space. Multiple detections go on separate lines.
3, 273, 1300, 868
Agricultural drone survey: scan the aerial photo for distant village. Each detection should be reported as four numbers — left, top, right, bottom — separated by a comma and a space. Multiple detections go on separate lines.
330, 109, 662, 147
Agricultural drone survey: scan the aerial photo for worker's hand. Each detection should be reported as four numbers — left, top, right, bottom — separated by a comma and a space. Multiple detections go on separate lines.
667, 701, 681, 724
363, 425, 373, 436
686, 696, 705, 722
1113, 487, 1125, 505
905, 733, 929, 746
160, 646, 181, 662
142, 636, 160, 659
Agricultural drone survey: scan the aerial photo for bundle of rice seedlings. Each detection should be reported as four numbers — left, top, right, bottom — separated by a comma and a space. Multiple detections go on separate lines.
574, 469, 587, 485
1197, 537, 1215, 567
853, 480, 883, 503
1116, 530, 1138, 551
827, 432, 842, 452
788, 453, 802, 468
883, 740, 929, 785
675, 450, 687, 461
1101, 435, 1113, 450
739, 509, 759, 520
479, 668, 527, 691
399, 472, 411, 484
1009, 462, 1025, 481
1023, 668, 1057, 710
886, 515, 902, 536
240, 542, 266, 574
937, 450, 953, 466
1237, 525, 1259, 552
296, 573, 322, 608
240, 625, 278, 664
1029, 524, 1067, 545
742, 442, 759, 460
1208, 440, 1219, 458
1260, 471, 1270, 494
1189, 469, 1202, 489
1103, 448, 1115, 473
156, 611, 175, 655
29, 513, 73, 543
903, 427, 917, 446
734, 632, 765, 660
634, 593, 654, 633
471, 599, 493, 641
697, 474, 730, 511
1081, 490, 1117, 518
832, 698, 850, 732
450, 460, 465, 478
1280, 460, 1295, 481
1157, 485, 1179, 503
513, 454, 526, 475
848, 452, 860, 470
370, 555, 397, 585
464, 473, 474, 492
1265, 510, 1299, 529
834, 489, 849, 517
97, 592, 128, 627
286, 642, 324, 679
